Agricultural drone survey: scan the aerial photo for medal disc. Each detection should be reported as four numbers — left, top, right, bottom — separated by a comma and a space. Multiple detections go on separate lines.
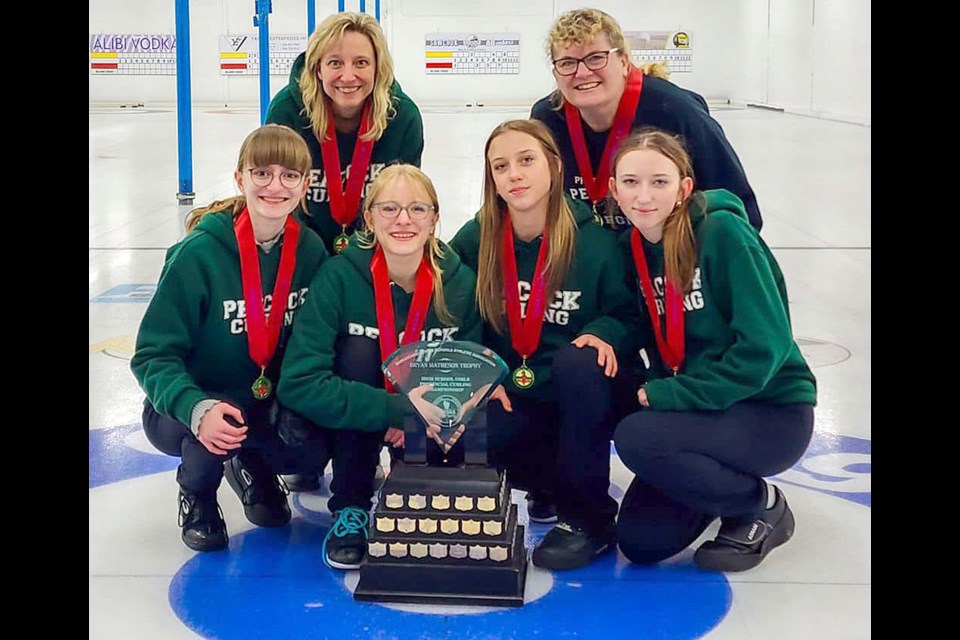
333, 233, 350, 254
512, 365, 535, 389
251, 374, 272, 400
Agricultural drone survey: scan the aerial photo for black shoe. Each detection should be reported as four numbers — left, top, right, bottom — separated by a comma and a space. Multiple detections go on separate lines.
323, 507, 370, 570
694, 485, 795, 572
526, 492, 558, 524
531, 521, 616, 570
224, 456, 291, 528
281, 471, 321, 493
178, 489, 228, 552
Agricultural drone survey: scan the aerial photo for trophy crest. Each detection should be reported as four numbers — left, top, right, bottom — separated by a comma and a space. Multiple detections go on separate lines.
382, 340, 508, 464
355, 340, 527, 607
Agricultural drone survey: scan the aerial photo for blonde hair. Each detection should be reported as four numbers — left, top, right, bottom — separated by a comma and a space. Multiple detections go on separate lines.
546, 9, 670, 108
476, 120, 577, 334
184, 124, 312, 233
299, 12, 396, 143
357, 163, 454, 325
608, 127, 699, 294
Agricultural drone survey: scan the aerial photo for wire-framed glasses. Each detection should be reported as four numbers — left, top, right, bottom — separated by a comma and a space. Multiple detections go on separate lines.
369, 201, 436, 220
552, 48, 620, 76
246, 167, 305, 188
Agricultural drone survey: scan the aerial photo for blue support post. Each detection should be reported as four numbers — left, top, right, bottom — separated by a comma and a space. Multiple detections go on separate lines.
175, 0, 194, 204
254, 0, 273, 124
307, 0, 315, 36
338, 1, 379, 20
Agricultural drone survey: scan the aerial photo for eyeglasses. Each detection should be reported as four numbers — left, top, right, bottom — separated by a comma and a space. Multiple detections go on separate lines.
369, 201, 436, 220
246, 167, 305, 189
551, 48, 620, 76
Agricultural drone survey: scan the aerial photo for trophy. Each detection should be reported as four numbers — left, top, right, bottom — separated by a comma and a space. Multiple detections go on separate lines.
353, 340, 528, 607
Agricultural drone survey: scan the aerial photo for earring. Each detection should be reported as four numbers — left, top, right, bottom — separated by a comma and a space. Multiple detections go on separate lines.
674, 200, 683, 210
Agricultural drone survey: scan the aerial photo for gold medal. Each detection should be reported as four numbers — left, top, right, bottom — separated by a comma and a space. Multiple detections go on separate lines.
512, 362, 535, 389
251, 370, 272, 400
592, 203, 603, 227
333, 233, 349, 254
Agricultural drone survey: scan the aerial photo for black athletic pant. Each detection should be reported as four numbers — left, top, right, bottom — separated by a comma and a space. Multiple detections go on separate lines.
277, 335, 395, 513
487, 343, 620, 536
613, 401, 814, 564
141, 396, 325, 497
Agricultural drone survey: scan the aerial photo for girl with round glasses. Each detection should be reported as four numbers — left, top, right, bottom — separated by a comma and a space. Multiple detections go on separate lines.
277, 163, 481, 571
266, 11, 424, 258
130, 124, 330, 553
449, 119, 636, 571
531, 8, 763, 234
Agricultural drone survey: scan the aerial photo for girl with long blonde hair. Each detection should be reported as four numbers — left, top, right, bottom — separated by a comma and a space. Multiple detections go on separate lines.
278, 163, 481, 571
265, 11, 424, 260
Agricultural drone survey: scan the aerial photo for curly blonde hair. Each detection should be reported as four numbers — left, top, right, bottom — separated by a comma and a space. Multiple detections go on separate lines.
545, 9, 671, 108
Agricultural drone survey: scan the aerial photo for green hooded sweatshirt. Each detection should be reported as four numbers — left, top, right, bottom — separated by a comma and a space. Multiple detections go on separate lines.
448, 196, 635, 400
130, 211, 328, 427
277, 239, 481, 432
623, 189, 817, 411
265, 53, 424, 253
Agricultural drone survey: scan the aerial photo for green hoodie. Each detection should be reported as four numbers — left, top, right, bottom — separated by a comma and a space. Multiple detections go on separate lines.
448, 196, 635, 400
277, 239, 481, 432
265, 53, 424, 253
130, 211, 328, 427
624, 189, 817, 411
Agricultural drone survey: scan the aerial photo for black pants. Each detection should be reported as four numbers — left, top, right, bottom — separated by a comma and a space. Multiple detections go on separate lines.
613, 401, 814, 564
487, 343, 620, 536
277, 335, 394, 513
141, 398, 325, 497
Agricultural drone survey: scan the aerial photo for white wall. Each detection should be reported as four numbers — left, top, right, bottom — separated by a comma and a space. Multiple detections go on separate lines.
732, 0, 870, 124
89, 0, 869, 124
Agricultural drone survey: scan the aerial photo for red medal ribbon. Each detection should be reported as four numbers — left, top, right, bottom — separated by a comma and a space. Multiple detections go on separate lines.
564, 66, 643, 207
319, 100, 375, 229
234, 208, 301, 373
370, 246, 435, 392
501, 213, 550, 362
630, 228, 684, 373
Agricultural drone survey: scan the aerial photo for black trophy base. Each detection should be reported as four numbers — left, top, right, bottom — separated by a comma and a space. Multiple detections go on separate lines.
353, 525, 528, 607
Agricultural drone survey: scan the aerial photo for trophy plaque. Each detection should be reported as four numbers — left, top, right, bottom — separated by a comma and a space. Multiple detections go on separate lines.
353, 340, 528, 607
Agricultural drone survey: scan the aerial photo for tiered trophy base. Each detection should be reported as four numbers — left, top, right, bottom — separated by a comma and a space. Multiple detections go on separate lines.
353, 462, 528, 607
353, 527, 527, 607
